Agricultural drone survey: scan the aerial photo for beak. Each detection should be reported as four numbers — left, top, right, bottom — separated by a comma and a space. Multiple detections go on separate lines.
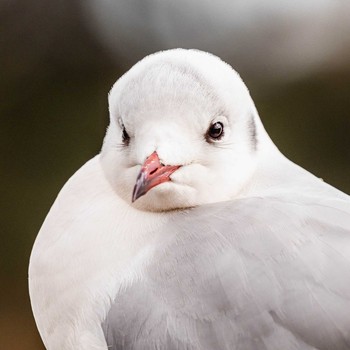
132, 151, 181, 202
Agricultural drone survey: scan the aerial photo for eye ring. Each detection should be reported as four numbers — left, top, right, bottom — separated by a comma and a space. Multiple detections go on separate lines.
206, 121, 224, 141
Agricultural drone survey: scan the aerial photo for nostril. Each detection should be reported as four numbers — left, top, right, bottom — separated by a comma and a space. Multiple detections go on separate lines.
149, 168, 158, 175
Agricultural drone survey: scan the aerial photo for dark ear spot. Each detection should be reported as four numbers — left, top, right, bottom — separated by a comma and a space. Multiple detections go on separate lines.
122, 127, 130, 146
248, 115, 257, 151
118, 118, 130, 146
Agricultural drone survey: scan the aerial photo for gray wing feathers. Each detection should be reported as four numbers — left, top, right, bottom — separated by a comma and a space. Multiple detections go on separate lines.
103, 195, 350, 349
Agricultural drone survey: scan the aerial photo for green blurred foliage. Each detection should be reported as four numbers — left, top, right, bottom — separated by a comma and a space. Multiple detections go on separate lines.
255, 71, 350, 191
0, 1, 349, 349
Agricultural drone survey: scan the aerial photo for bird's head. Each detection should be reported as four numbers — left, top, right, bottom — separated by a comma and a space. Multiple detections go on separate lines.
101, 49, 273, 212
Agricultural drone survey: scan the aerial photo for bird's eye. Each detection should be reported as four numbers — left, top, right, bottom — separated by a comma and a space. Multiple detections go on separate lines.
206, 121, 224, 141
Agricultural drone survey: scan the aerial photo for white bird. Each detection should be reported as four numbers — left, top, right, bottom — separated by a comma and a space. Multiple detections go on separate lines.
29, 49, 350, 350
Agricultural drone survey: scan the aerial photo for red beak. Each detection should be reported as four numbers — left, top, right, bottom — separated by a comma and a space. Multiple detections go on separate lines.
132, 151, 181, 202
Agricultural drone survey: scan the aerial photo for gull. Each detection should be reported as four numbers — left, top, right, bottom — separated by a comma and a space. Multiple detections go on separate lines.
29, 49, 350, 350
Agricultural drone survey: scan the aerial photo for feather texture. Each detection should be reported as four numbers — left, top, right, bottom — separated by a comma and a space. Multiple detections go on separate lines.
103, 195, 350, 350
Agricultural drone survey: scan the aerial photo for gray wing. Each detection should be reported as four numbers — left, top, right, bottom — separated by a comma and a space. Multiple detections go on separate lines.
103, 195, 350, 350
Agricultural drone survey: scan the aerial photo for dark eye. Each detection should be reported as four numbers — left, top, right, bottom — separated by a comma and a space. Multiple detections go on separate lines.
121, 124, 130, 145
206, 121, 224, 141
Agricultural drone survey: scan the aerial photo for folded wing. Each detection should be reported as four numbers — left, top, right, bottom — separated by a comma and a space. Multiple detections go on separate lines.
103, 195, 350, 350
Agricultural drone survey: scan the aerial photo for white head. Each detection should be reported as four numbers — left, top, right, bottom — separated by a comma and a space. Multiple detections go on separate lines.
101, 49, 274, 212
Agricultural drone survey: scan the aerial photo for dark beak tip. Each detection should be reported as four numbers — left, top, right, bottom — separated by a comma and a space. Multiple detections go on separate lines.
132, 185, 141, 203
131, 192, 141, 203
132, 172, 147, 203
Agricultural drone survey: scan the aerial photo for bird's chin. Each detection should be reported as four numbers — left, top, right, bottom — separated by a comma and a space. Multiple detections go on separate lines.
131, 182, 197, 212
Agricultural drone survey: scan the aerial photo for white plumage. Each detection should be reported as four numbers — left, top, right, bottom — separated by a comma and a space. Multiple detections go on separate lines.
29, 49, 350, 350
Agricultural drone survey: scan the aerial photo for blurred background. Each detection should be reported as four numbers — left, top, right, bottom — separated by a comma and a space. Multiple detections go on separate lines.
1, 0, 349, 348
